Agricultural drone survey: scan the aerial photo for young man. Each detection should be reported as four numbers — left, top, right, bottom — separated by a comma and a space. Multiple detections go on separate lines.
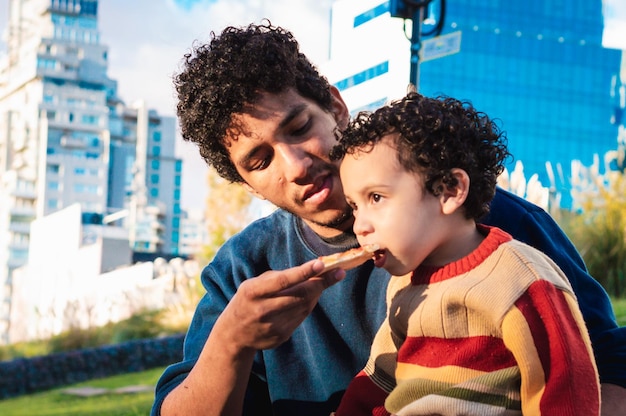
331, 92, 599, 415
152, 22, 625, 416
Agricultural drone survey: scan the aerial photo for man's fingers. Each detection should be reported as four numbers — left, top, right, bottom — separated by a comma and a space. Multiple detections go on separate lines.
257, 260, 343, 295
227, 261, 347, 350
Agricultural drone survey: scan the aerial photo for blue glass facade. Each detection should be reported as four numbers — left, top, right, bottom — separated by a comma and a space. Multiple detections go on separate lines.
416, 0, 622, 206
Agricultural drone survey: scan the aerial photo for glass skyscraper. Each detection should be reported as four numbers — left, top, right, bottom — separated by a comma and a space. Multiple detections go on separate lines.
324, 0, 623, 208
418, 0, 622, 205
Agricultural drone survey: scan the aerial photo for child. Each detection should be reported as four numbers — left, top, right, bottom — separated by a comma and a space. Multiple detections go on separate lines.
329, 92, 600, 415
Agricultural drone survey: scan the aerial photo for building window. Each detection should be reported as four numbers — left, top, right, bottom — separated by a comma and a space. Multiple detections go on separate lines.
37, 58, 57, 69
334, 61, 389, 91
354, 2, 389, 27
82, 114, 99, 125
74, 184, 99, 194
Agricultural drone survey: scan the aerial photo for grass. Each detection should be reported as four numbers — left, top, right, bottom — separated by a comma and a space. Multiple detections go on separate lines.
612, 297, 626, 326
0, 298, 624, 415
0, 366, 166, 416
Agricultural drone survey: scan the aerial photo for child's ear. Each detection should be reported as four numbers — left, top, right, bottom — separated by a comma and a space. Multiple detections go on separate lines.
440, 168, 470, 215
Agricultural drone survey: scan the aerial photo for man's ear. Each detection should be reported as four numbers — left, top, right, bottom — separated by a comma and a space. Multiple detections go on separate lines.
242, 182, 266, 200
440, 168, 470, 215
329, 85, 350, 130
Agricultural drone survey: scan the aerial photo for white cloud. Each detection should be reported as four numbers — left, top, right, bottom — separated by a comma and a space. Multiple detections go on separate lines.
98, 0, 333, 116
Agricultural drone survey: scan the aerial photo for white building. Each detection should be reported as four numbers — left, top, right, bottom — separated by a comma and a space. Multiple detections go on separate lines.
322, 0, 413, 113
0, 0, 183, 343
8, 203, 197, 344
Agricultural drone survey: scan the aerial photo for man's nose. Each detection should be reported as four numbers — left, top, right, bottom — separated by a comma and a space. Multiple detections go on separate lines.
277, 144, 312, 182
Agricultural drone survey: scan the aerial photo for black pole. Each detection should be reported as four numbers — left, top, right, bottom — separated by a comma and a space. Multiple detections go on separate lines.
409, 6, 425, 90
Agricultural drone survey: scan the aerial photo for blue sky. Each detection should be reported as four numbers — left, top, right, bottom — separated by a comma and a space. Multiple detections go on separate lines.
0, 0, 624, 210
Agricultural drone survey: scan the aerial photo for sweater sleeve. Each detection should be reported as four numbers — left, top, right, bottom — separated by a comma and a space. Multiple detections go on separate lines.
501, 280, 600, 415
485, 188, 626, 387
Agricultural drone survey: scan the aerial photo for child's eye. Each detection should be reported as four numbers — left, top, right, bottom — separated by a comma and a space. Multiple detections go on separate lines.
371, 193, 382, 203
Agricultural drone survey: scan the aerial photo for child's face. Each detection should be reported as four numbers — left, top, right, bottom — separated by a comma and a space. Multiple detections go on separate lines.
340, 136, 451, 276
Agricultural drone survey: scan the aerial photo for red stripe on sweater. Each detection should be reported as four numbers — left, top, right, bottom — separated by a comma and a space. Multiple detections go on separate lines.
412, 226, 512, 284
398, 336, 516, 372
515, 281, 599, 414
334, 370, 390, 416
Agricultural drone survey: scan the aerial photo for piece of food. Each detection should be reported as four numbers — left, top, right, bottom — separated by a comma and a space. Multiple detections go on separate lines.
318, 244, 380, 273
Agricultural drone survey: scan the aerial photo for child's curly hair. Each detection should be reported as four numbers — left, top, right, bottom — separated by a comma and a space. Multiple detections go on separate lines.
331, 92, 511, 220
174, 21, 333, 183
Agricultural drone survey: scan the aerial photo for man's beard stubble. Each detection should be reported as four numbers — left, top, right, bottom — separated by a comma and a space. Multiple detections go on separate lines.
284, 203, 353, 231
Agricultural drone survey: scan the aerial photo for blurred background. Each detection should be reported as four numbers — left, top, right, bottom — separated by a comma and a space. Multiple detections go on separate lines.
0, 2, 625, 413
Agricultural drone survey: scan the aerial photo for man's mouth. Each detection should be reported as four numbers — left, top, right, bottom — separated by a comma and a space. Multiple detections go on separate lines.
302, 174, 333, 205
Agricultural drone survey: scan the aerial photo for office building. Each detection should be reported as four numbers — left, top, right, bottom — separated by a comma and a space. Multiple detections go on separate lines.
0, 0, 182, 342
324, 0, 623, 207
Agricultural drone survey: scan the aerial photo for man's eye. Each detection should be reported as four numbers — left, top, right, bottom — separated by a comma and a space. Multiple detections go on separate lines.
250, 156, 271, 171
292, 119, 312, 136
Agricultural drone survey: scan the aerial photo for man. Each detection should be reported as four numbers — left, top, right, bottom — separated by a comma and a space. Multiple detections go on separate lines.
152, 22, 626, 416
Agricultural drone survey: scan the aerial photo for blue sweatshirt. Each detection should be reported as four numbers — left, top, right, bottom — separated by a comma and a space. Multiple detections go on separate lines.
152, 187, 625, 415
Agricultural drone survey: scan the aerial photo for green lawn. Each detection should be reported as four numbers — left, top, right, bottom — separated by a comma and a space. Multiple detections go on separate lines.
1, 299, 625, 415
0, 366, 166, 416
612, 297, 626, 326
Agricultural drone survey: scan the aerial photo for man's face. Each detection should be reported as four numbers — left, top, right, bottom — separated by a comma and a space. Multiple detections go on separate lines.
227, 88, 353, 238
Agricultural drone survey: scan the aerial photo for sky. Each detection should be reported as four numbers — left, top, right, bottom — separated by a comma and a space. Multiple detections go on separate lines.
0, 0, 625, 211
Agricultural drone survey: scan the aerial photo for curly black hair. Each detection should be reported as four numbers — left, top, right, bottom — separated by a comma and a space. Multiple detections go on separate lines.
330, 92, 511, 220
174, 21, 334, 183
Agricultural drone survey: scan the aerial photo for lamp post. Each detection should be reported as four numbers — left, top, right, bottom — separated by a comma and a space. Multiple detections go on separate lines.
389, 0, 445, 90
409, 5, 427, 88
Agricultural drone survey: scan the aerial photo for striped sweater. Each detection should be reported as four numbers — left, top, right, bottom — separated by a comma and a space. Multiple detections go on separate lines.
334, 226, 600, 416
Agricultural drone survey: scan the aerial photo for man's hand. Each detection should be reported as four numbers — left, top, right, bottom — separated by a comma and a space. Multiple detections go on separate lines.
601, 383, 626, 416
217, 259, 346, 350
161, 259, 345, 416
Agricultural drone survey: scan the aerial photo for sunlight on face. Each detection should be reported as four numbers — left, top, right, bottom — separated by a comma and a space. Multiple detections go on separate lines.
339, 136, 447, 276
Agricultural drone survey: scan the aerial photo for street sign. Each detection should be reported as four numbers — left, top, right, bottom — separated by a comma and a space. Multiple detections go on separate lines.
420, 30, 462, 62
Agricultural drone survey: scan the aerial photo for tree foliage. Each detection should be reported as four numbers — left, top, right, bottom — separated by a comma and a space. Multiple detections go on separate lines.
200, 169, 253, 262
